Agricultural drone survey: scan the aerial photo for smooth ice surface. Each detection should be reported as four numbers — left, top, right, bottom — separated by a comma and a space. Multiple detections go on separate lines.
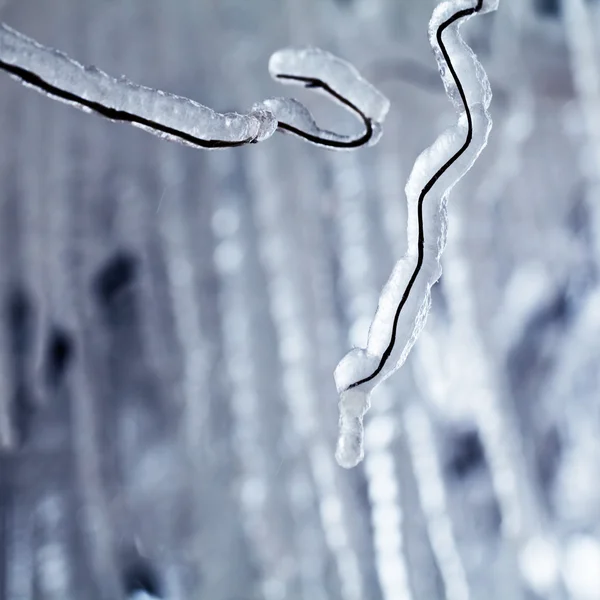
269, 47, 390, 124
260, 47, 389, 148
334, 0, 497, 468
258, 96, 384, 148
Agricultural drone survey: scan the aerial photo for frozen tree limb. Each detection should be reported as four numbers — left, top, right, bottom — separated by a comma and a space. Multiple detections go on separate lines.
334, 0, 498, 468
0, 23, 387, 151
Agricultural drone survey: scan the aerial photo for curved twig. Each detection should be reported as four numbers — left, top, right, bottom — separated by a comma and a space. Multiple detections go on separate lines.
0, 24, 386, 151
334, 0, 496, 468
0, 56, 253, 149
346, 0, 485, 391
274, 74, 373, 148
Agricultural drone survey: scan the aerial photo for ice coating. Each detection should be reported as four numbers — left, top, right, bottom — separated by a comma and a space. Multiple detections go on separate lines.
0, 24, 388, 151
258, 97, 383, 148
269, 48, 390, 123
334, 0, 498, 469
429, 1, 495, 112
268, 47, 390, 144
0, 23, 270, 148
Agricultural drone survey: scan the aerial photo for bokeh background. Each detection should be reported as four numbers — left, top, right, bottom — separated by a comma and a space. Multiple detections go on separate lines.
1, 0, 600, 599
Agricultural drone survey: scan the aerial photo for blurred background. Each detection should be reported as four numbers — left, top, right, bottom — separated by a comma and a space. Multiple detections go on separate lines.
1, 0, 600, 599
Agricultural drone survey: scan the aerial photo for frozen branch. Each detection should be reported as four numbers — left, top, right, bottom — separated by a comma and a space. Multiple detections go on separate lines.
0, 23, 388, 151
334, 0, 498, 468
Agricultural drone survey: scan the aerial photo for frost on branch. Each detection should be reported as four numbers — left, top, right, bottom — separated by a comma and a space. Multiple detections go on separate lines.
334, 0, 498, 469
0, 23, 388, 151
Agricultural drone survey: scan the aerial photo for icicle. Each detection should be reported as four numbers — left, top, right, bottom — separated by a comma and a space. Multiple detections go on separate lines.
0, 23, 388, 151
208, 151, 297, 599
43, 7, 122, 593
563, 0, 600, 192
334, 0, 498, 469
34, 495, 73, 600
210, 3, 350, 595
403, 404, 471, 600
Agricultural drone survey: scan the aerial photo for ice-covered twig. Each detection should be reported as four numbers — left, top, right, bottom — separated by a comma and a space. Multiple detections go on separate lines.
263, 48, 389, 148
0, 23, 388, 151
334, 0, 497, 468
